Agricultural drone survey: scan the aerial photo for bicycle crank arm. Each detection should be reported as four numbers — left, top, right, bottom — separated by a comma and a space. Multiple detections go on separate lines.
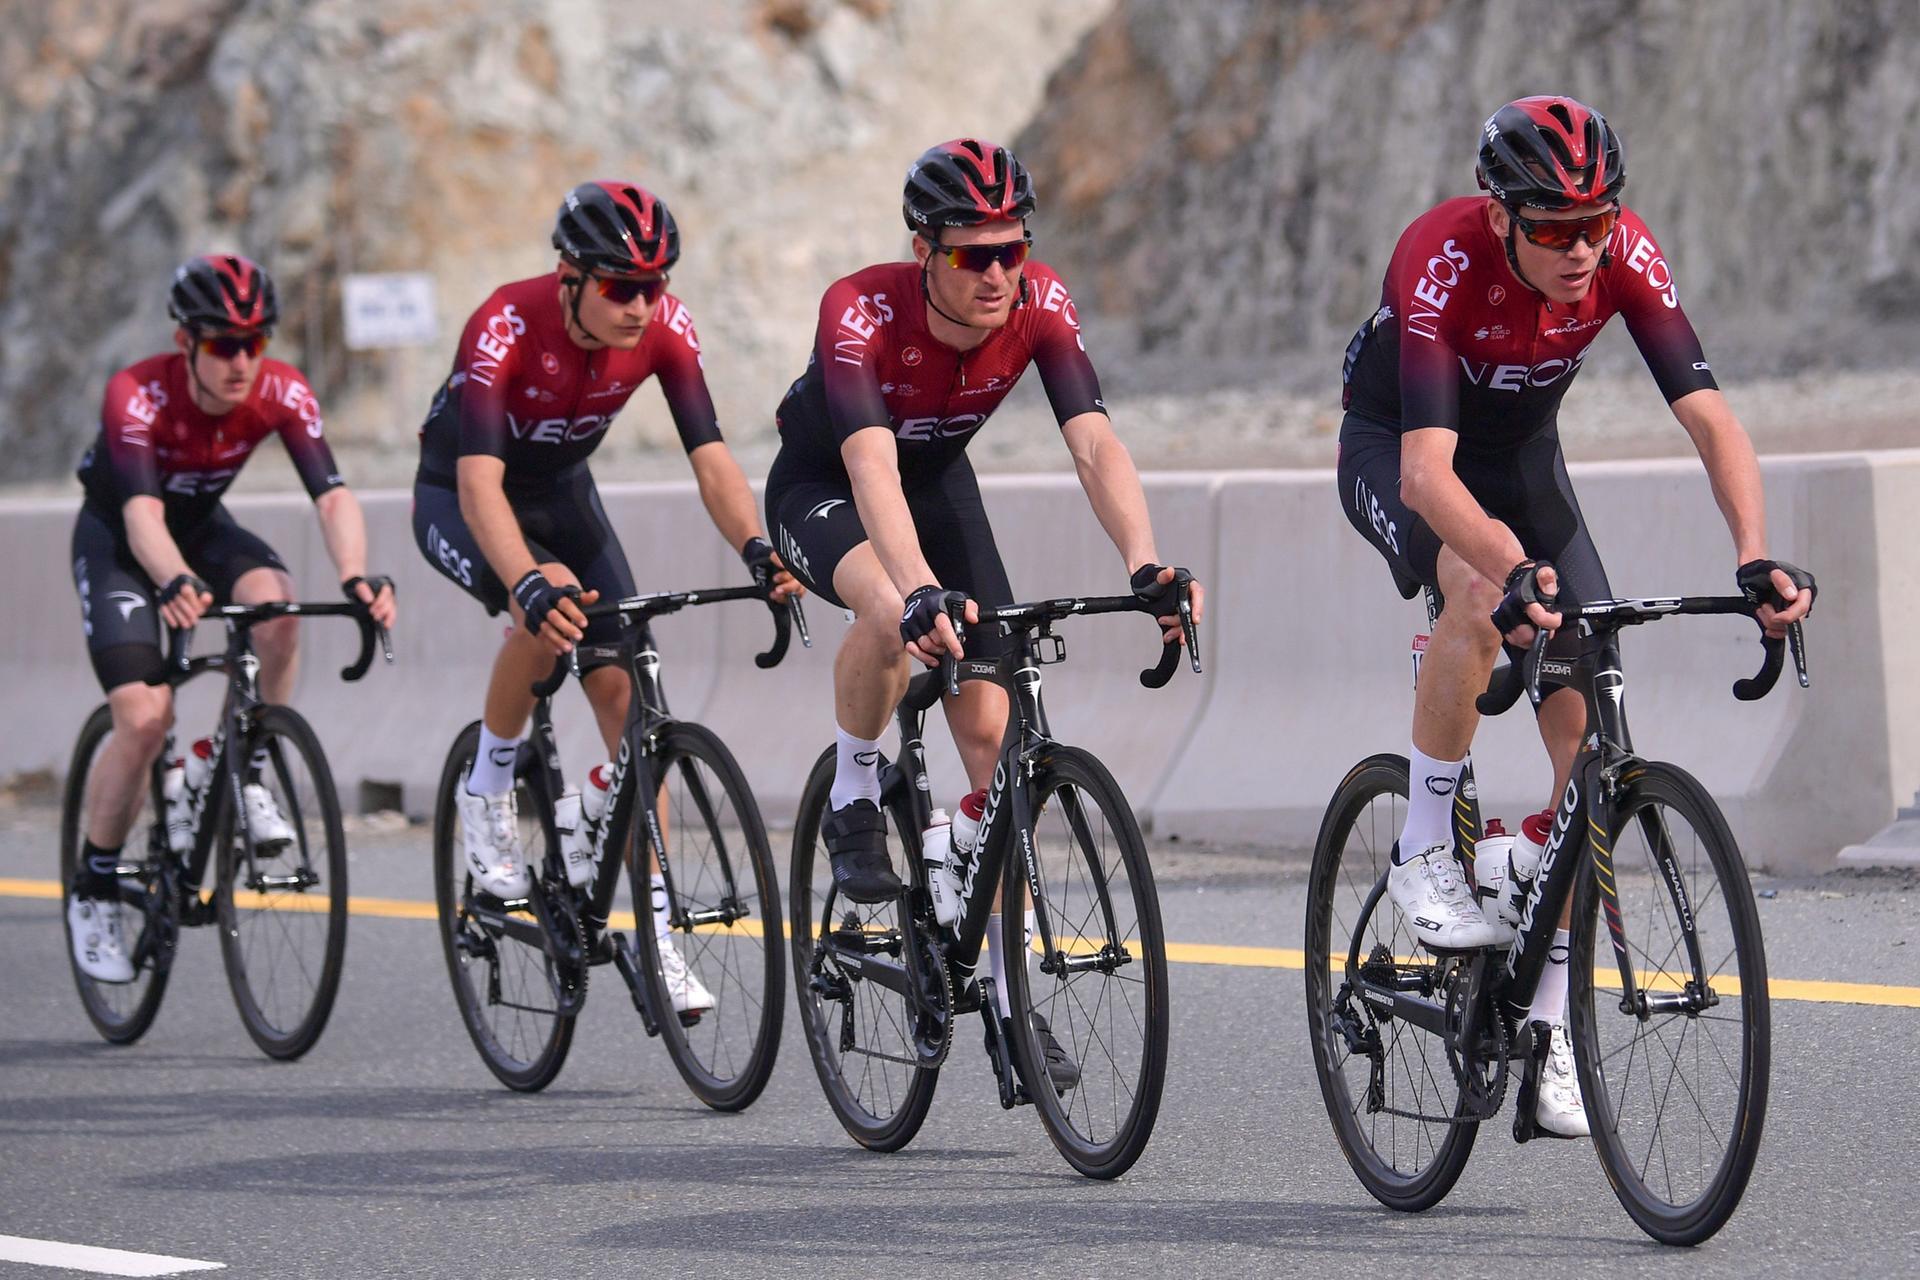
609, 932, 662, 1038
1354, 981, 1451, 1037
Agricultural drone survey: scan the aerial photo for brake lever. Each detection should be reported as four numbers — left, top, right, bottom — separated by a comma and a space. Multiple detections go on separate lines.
1786, 620, 1809, 688
942, 597, 967, 698
1177, 577, 1201, 674
1523, 626, 1550, 710
789, 594, 812, 649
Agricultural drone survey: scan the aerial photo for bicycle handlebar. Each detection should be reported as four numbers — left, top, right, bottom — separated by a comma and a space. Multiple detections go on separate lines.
932, 577, 1204, 696
1475, 594, 1809, 716
529, 582, 805, 699
167, 601, 392, 683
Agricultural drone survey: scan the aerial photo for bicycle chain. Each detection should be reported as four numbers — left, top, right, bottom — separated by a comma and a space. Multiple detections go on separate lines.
818, 920, 953, 1070
1361, 959, 1510, 1127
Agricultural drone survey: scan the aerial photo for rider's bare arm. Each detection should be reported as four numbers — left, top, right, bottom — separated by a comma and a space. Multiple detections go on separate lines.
1670, 388, 1769, 564
842, 426, 939, 597
456, 454, 540, 589
1062, 412, 1158, 573
120, 495, 194, 589
313, 488, 397, 627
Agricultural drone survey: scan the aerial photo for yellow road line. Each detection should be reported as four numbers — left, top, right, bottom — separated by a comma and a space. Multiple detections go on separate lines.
8, 877, 1918, 1009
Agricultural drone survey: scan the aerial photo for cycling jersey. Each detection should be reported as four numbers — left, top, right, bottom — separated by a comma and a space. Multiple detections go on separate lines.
76, 353, 342, 529
1342, 197, 1718, 453
773, 260, 1105, 484
416, 273, 721, 489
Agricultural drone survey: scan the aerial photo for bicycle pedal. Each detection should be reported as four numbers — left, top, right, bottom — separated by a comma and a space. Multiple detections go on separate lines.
1510, 1020, 1552, 1145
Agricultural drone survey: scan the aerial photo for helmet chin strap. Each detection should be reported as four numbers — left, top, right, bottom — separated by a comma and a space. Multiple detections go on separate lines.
918, 244, 1029, 332
563, 275, 611, 351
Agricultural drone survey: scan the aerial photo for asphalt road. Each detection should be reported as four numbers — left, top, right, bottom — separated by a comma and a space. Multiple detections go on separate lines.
3, 799, 1917, 1279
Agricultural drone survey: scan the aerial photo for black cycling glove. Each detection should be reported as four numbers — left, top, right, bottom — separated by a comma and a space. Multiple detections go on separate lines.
1489, 559, 1558, 637
341, 574, 394, 605
900, 584, 967, 647
512, 569, 580, 636
159, 573, 211, 605
1736, 559, 1817, 612
741, 537, 779, 593
1130, 564, 1190, 618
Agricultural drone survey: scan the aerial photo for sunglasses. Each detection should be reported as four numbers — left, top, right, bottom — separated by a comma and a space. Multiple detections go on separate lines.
195, 330, 270, 360
932, 234, 1032, 274
592, 273, 669, 305
1514, 205, 1620, 252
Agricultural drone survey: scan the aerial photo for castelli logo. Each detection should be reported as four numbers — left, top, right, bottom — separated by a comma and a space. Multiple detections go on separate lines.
1488, 285, 1507, 306
541, 352, 560, 375
901, 346, 923, 366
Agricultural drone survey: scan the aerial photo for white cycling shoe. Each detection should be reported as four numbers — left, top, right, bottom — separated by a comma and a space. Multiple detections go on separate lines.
1388, 842, 1506, 950
1536, 1023, 1592, 1137
457, 785, 532, 899
242, 783, 296, 850
657, 936, 715, 1018
68, 893, 134, 984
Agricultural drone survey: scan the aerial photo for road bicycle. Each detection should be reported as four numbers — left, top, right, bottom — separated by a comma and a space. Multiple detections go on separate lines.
434, 585, 801, 1109
60, 601, 390, 1058
1306, 580, 1808, 1244
791, 579, 1199, 1178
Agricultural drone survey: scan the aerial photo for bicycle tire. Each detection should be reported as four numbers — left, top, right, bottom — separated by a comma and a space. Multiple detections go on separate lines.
628, 722, 785, 1111
1002, 744, 1169, 1180
789, 745, 940, 1151
1305, 753, 1478, 1211
214, 705, 349, 1060
1569, 760, 1769, 1246
434, 721, 576, 1091
60, 704, 172, 1044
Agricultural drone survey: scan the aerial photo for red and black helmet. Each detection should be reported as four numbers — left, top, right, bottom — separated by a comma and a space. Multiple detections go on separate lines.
167, 254, 278, 330
903, 138, 1035, 235
1476, 96, 1625, 211
552, 181, 679, 275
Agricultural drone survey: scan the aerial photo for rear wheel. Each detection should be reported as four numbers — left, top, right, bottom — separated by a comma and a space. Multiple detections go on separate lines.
1003, 745, 1169, 1180
629, 723, 784, 1111
214, 705, 348, 1060
789, 746, 940, 1151
60, 705, 172, 1044
1305, 753, 1478, 1211
1570, 760, 1769, 1246
434, 722, 576, 1091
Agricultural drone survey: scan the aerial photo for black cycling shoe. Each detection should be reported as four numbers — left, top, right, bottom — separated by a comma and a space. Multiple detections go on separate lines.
822, 799, 901, 904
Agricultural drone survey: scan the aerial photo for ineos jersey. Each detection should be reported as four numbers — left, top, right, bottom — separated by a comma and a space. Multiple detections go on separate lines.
1343, 197, 1718, 454
76, 353, 342, 530
775, 260, 1106, 485
417, 273, 722, 488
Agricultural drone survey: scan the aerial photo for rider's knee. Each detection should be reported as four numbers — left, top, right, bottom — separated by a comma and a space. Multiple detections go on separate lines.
111, 686, 174, 756
251, 614, 299, 661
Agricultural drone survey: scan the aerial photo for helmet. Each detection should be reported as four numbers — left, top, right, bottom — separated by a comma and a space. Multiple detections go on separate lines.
902, 138, 1035, 234
1476, 96, 1625, 211
167, 254, 278, 330
552, 181, 679, 274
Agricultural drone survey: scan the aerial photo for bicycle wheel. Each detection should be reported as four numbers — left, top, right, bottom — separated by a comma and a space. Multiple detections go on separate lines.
213, 705, 349, 1060
434, 722, 576, 1091
627, 722, 784, 1111
789, 746, 940, 1151
1002, 745, 1169, 1180
1305, 753, 1478, 1211
1569, 760, 1769, 1246
60, 705, 172, 1044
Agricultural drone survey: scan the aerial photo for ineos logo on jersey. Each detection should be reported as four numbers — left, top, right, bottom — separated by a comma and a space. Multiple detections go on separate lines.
659, 297, 701, 352
896, 412, 985, 443
831, 293, 894, 367
1353, 476, 1400, 555
259, 371, 323, 436
1611, 225, 1678, 308
1459, 347, 1591, 393
427, 523, 474, 586
1406, 239, 1471, 343
469, 303, 528, 387
163, 469, 238, 495
506, 411, 612, 444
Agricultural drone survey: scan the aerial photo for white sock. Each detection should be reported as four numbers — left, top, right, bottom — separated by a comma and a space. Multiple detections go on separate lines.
1528, 928, 1572, 1026
1397, 744, 1465, 863
986, 913, 1011, 1017
468, 725, 522, 797
650, 873, 672, 941
830, 726, 882, 810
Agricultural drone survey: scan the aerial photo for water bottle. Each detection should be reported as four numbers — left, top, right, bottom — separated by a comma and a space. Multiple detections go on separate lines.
922, 808, 959, 926
1509, 810, 1552, 919
950, 788, 987, 861
166, 738, 215, 855
1472, 817, 1517, 928
560, 762, 613, 888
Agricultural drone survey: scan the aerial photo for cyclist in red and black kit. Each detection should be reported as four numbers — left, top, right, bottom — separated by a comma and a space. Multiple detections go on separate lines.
411, 182, 796, 1014
1337, 97, 1816, 1135
67, 255, 398, 983
765, 139, 1203, 1070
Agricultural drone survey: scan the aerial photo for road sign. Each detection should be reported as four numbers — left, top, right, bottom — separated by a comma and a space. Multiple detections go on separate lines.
342, 273, 439, 350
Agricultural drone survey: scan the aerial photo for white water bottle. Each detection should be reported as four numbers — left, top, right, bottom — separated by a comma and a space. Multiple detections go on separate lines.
560, 762, 614, 888
167, 738, 214, 854
1472, 818, 1518, 929
922, 808, 959, 927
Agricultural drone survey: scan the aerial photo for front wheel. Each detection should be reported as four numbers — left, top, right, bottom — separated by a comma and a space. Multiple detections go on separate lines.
789, 746, 940, 1152
1570, 760, 1769, 1246
214, 705, 349, 1060
1003, 745, 1169, 1180
1305, 753, 1478, 1212
60, 704, 172, 1044
628, 722, 785, 1111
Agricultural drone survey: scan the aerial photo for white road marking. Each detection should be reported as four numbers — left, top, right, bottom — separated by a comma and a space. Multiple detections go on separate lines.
0, 1234, 224, 1276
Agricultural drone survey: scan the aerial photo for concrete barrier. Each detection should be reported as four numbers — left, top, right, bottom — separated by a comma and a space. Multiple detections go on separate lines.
9, 449, 1915, 871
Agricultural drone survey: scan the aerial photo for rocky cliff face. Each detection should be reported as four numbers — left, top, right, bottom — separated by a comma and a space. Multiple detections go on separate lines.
0, 0, 1107, 480
1017, 0, 1920, 391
